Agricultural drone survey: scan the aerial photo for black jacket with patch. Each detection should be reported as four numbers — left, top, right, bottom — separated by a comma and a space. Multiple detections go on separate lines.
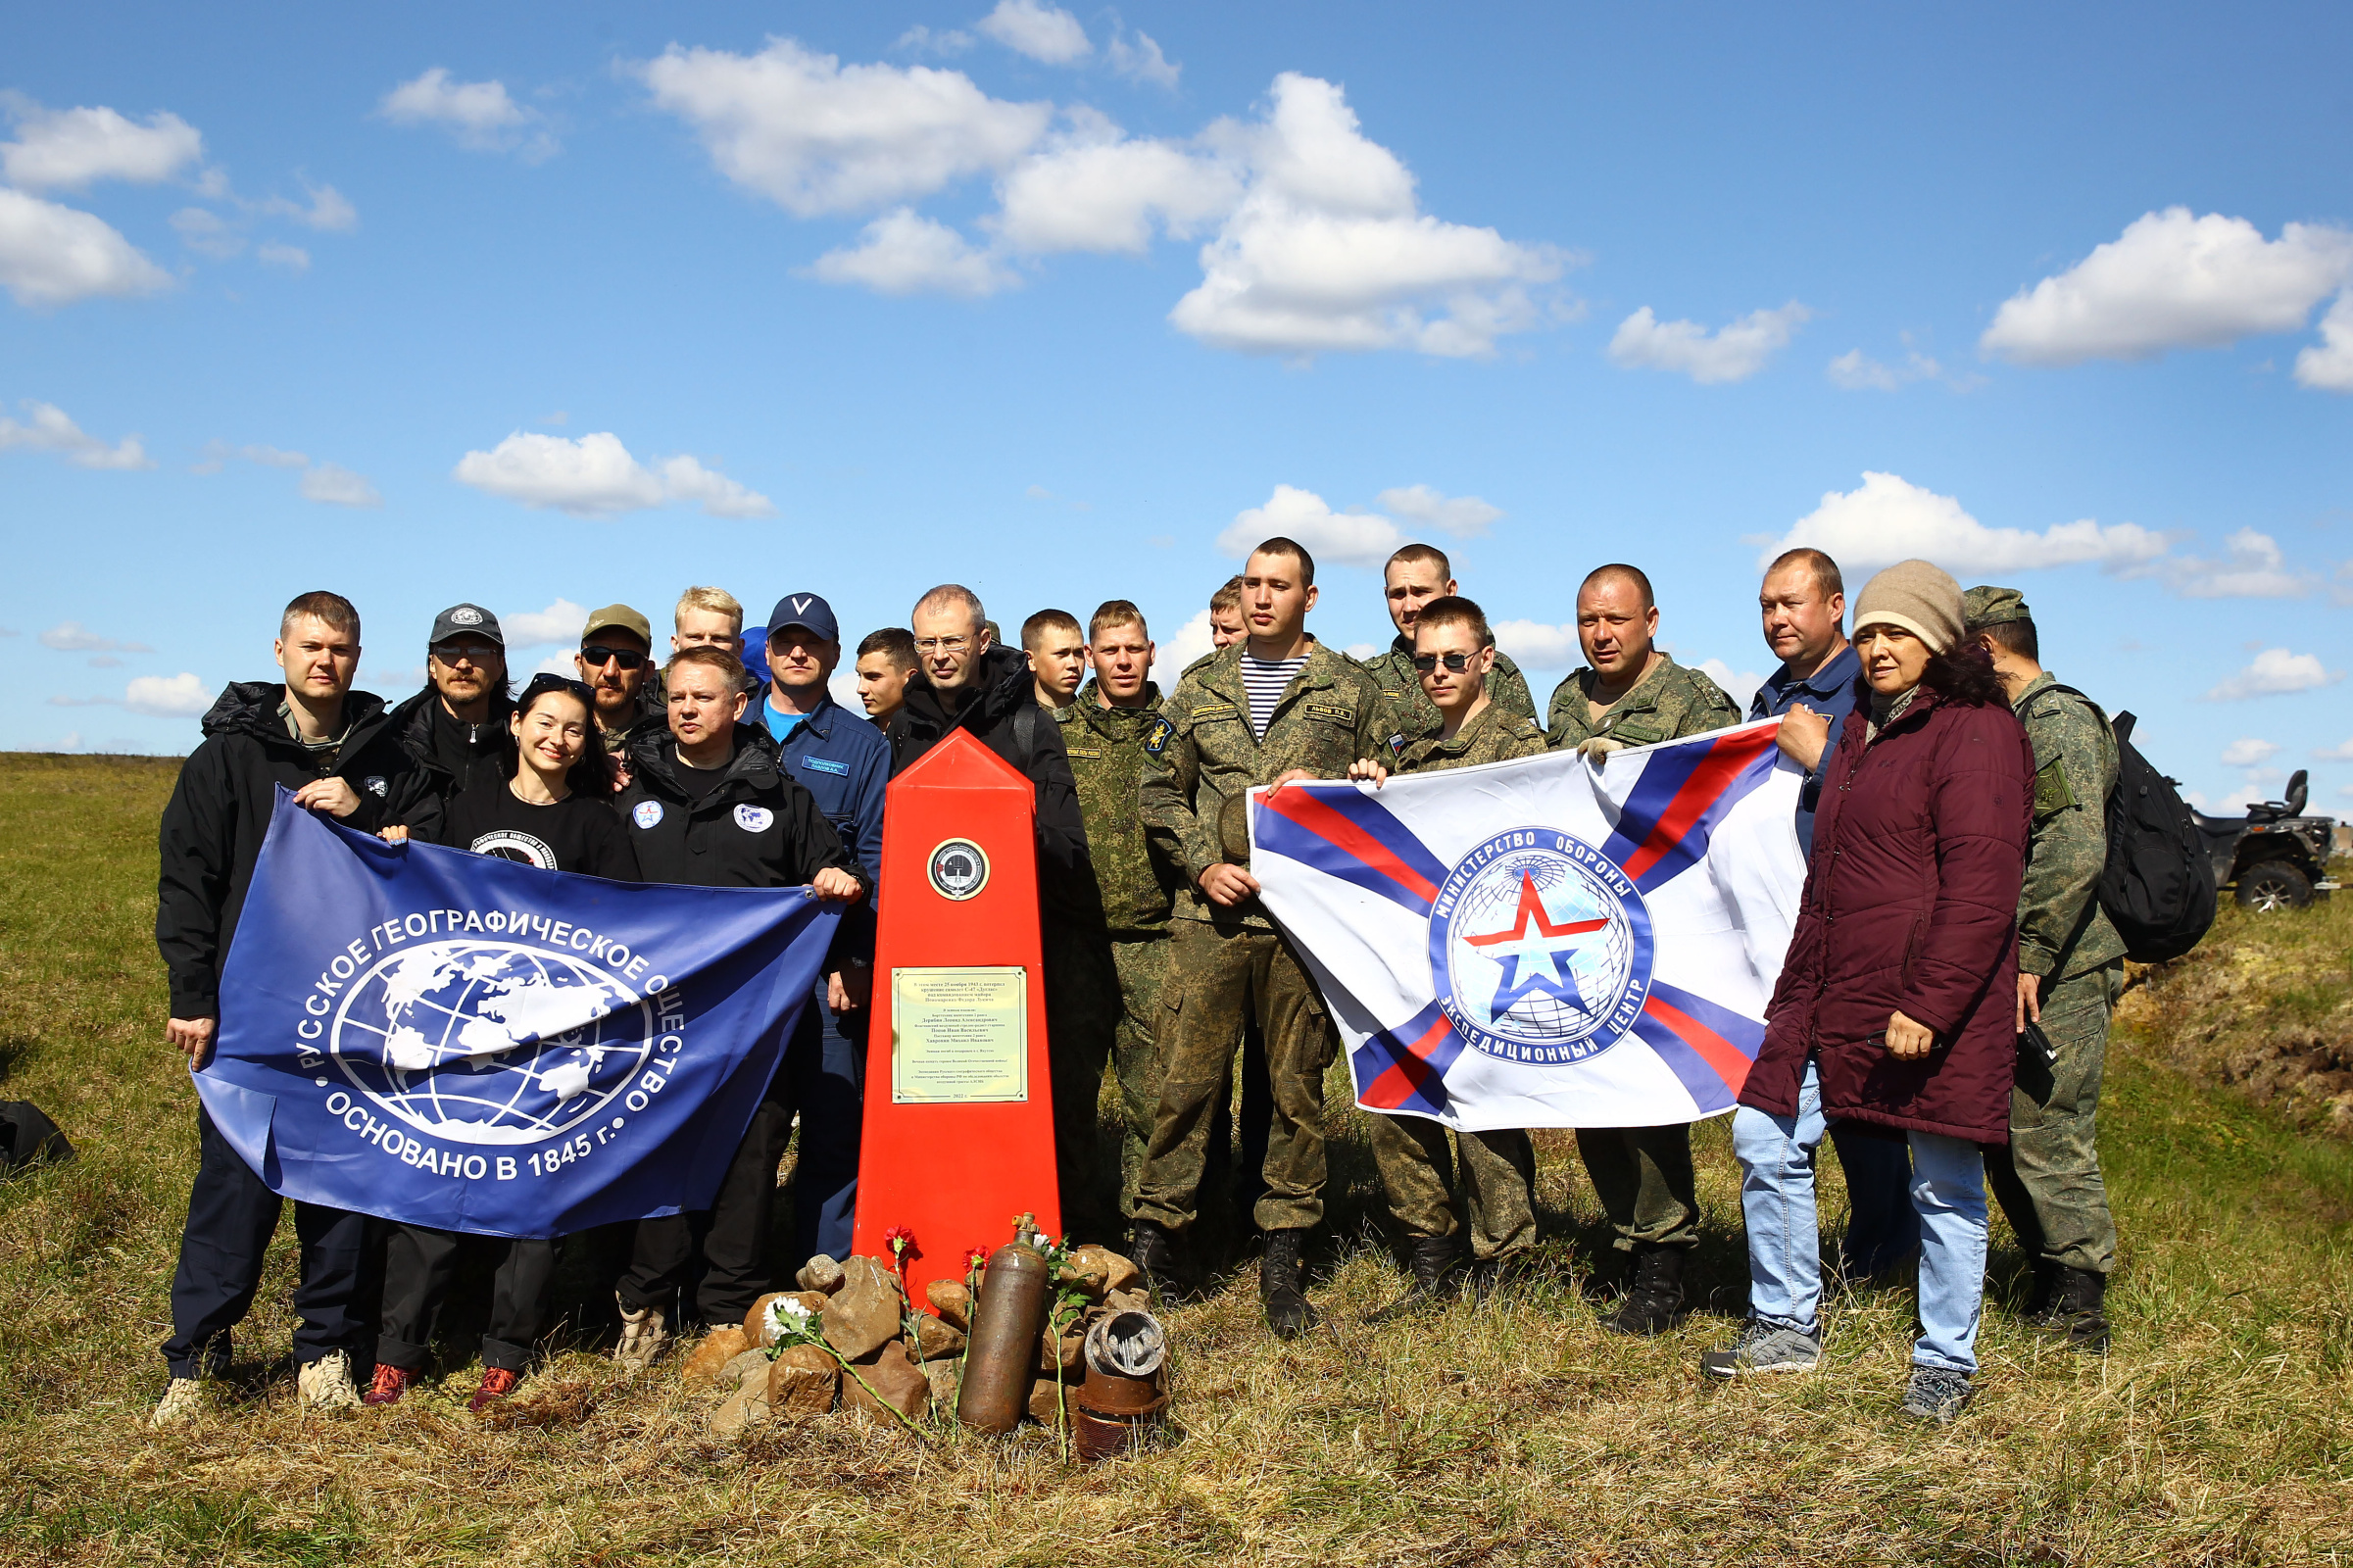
882, 644, 1098, 924
614, 723, 867, 895
155, 681, 415, 1018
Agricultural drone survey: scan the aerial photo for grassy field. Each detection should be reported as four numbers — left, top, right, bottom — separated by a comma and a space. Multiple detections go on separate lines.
0, 751, 2348, 1566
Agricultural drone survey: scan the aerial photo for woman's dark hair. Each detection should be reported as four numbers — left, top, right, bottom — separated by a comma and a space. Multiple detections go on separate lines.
1921, 641, 2005, 707
512, 674, 616, 798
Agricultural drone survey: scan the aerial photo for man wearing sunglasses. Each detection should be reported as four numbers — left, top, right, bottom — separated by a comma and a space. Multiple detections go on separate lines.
385, 604, 515, 833
1345, 596, 1545, 1319
1357, 545, 1537, 741
574, 605, 659, 760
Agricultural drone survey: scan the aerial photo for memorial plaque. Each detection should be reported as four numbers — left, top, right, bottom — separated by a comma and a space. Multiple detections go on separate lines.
891, 965, 1028, 1103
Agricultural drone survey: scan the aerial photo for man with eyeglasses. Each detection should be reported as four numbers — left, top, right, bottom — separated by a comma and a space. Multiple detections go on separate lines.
1344, 595, 1544, 1319
886, 584, 1116, 1238
575, 604, 659, 760
386, 604, 515, 831
755, 592, 890, 1269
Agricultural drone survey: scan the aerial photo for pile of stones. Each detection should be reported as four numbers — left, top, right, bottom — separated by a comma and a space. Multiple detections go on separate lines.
684, 1244, 1148, 1437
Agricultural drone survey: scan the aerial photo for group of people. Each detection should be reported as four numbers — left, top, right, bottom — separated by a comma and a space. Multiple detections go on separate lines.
146, 534, 2126, 1431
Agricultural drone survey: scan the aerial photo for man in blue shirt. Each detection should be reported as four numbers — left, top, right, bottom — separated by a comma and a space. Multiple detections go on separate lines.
758, 592, 891, 1267
1749, 547, 1917, 1278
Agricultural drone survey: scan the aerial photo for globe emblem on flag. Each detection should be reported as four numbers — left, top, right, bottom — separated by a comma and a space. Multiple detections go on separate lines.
327, 940, 657, 1145
1428, 828, 1654, 1063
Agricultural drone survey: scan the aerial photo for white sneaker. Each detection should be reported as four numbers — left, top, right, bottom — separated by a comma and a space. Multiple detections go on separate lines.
297, 1350, 363, 1413
614, 1294, 671, 1371
151, 1377, 216, 1429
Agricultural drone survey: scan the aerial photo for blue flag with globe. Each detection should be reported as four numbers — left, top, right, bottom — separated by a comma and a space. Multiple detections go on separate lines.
197, 791, 843, 1239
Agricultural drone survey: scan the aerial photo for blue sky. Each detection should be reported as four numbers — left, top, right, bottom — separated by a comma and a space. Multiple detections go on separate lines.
4, 2, 2349, 812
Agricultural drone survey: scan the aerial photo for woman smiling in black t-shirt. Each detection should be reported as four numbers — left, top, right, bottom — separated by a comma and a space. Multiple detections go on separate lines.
366, 675, 638, 1413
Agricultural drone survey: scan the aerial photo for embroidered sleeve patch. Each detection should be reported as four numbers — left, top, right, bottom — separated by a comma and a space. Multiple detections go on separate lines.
1145, 715, 1177, 757
2033, 756, 2077, 815
1388, 732, 1406, 756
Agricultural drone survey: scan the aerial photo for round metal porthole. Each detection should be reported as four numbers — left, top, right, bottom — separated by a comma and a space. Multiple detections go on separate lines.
927, 838, 991, 902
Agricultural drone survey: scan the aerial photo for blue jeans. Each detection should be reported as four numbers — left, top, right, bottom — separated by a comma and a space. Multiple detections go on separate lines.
1733, 1059, 1989, 1375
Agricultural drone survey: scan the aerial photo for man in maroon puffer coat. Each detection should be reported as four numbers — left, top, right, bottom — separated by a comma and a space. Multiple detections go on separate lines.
1700, 559, 2033, 1427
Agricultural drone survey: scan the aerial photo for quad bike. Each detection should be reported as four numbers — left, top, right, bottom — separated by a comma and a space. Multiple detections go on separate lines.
2189, 769, 2340, 911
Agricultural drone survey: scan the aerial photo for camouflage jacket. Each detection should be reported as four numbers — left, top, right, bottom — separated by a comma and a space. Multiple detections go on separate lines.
2013, 673, 2126, 979
1396, 700, 1546, 774
1357, 634, 1537, 740
1141, 639, 1393, 929
1053, 680, 1177, 936
1544, 653, 1740, 751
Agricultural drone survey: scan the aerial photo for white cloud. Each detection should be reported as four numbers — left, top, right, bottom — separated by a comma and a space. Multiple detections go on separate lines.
977, 0, 1091, 64
0, 187, 172, 307
300, 463, 381, 508
39, 621, 152, 653
641, 37, 1052, 218
1374, 484, 1502, 539
505, 599, 590, 648
1215, 483, 1400, 568
453, 430, 774, 518
2156, 528, 2317, 599
1696, 658, 1764, 713
2201, 648, 2341, 702
1105, 29, 1180, 88
1980, 209, 2353, 367
2221, 737, 2281, 767
1169, 75, 1568, 359
895, 25, 976, 55
171, 206, 243, 259
381, 69, 554, 158
2295, 292, 2353, 392
53, 672, 214, 716
0, 100, 203, 190
263, 182, 358, 232
1151, 608, 1214, 687
2314, 737, 2353, 762
1827, 344, 1971, 392
990, 109, 1241, 255
1492, 619, 1580, 669
0, 400, 153, 469
806, 208, 1019, 296
1764, 471, 2168, 574
258, 241, 310, 271
1608, 302, 1811, 384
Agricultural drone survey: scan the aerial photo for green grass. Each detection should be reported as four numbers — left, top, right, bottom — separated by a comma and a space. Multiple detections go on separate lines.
0, 753, 2348, 1565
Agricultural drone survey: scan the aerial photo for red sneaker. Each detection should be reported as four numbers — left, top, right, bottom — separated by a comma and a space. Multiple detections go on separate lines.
364, 1363, 416, 1407
466, 1367, 521, 1414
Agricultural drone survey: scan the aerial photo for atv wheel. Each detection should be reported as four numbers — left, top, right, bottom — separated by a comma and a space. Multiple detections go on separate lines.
2235, 861, 2314, 912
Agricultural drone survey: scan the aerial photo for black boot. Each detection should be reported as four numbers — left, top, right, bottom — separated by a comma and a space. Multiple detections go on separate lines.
2020, 1259, 2059, 1319
1260, 1228, 1319, 1340
1366, 1235, 1461, 1324
1129, 1218, 1184, 1292
2038, 1266, 2109, 1352
1604, 1246, 1687, 1336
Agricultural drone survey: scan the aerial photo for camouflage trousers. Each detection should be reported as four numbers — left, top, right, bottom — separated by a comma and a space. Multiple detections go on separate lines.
1135, 921, 1338, 1235
1366, 1113, 1537, 1260
1987, 961, 2122, 1275
1576, 1124, 1699, 1252
1107, 936, 1169, 1220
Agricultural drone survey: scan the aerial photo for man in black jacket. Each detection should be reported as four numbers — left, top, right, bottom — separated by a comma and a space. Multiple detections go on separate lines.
609, 644, 868, 1367
383, 604, 515, 832
887, 583, 1119, 1240
151, 590, 417, 1427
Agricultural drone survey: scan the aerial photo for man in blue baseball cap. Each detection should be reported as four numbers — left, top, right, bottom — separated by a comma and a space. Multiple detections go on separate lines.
756, 592, 890, 1268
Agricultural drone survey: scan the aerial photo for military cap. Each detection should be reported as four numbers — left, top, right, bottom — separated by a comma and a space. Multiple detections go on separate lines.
1962, 584, 2033, 629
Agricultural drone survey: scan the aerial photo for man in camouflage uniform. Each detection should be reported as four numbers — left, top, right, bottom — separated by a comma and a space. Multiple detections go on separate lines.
1051, 601, 1181, 1226
1136, 536, 1394, 1337
1344, 596, 1545, 1321
1967, 585, 2126, 1352
1356, 544, 1537, 739
1544, 564, 1741, 1334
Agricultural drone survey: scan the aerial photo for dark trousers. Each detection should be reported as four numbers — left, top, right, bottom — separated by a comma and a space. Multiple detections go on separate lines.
1201, 1018, 1274, 1223
787, 993, 866, 1267
162, 1105, 371, 1378
1832, 1123, 1921, 1275
375, 1225, 557, 1374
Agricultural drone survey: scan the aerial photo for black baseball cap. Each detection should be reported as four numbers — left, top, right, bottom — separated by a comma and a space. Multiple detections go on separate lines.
428, 604, 503, 647
766, 593, 840, 643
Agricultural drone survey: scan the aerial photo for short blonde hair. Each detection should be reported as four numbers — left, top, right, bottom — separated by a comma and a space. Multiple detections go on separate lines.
675, 586, 744, 632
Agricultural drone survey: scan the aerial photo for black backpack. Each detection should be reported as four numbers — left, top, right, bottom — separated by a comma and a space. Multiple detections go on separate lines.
2042, 688, 2217, 962
0, 1101, 74, 1174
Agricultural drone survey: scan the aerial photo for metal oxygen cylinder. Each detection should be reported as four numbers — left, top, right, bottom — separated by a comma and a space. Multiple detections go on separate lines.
956, 1242, 1051, 1434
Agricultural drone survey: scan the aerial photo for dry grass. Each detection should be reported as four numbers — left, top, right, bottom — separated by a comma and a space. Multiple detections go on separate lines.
0, 753, 2348, 1566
